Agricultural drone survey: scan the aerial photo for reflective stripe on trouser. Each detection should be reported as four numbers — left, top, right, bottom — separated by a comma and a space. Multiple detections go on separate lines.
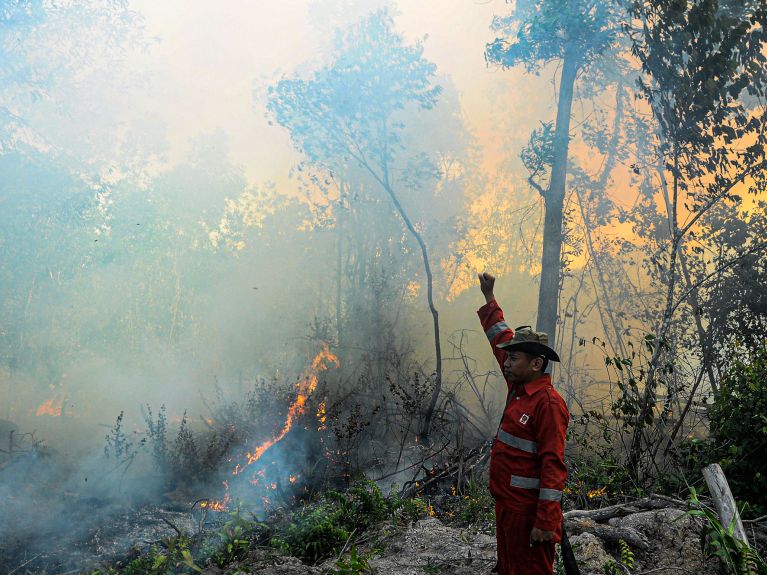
495, 504, 555, 575
497, 429, 538, 453
485, 321, 510, 341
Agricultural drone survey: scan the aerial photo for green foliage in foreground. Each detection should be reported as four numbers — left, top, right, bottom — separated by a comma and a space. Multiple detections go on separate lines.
330, 546, 372, 575
687, 488, 767, 575
85, 534, 200, 575
707, 347, 767, 517
452, 477, 495, 528
676, 346, 767, 516
83, 508, 263, 575
83, 477, 498, 574
603, 539, 634, 575
270, 480, 398, 564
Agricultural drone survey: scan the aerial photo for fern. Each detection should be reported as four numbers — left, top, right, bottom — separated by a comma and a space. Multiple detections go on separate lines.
618, 539, 635, 569
740, 546, 767, 575
604, 539, 634, 575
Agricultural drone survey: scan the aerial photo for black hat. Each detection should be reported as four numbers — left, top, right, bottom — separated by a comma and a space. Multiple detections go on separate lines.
496, 325, 561, 362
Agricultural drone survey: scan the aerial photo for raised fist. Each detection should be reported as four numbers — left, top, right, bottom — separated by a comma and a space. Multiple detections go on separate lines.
478, 272, 496, 296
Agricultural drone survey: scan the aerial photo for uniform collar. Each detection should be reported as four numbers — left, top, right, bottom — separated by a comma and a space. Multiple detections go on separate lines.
520, 373, 551, 395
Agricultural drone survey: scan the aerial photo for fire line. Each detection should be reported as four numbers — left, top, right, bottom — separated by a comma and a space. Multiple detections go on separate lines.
206, 344, 338, 511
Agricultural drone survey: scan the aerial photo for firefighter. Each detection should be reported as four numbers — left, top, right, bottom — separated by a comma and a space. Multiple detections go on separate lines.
477, 272, 569, 575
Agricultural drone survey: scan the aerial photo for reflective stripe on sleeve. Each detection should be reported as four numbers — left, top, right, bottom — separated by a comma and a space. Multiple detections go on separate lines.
510, 475, 540, 489
539, 488, 563, 501
485, 321, 510, 341
497, 429, 538, 453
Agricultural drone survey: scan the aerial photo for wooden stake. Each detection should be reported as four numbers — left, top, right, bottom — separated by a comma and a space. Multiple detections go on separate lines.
702, 463, 749, 546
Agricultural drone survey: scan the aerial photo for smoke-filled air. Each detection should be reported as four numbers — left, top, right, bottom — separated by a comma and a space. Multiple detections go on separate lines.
2, 1, 766, 574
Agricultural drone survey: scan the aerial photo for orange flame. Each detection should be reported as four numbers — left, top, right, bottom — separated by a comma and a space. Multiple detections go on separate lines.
207, 344, 339, 510
36, 396, 64, 417
587, 486, 607, 499
235, 345, 338, 472
201, 480, 230, 511
317, 401, 327, 430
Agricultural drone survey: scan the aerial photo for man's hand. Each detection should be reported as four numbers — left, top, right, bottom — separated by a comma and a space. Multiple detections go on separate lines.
529, 527, 554, 544
478, 272, 496, 303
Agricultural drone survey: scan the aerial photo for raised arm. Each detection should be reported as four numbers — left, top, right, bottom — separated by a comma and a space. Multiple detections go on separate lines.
476, 272, 514, 371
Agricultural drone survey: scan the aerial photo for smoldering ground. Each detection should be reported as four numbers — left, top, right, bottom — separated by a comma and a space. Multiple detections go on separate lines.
0, 366, 334, 573
0, 337, 485, 574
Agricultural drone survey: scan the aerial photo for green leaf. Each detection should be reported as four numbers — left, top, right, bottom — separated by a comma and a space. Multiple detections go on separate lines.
181, 550, 203, 573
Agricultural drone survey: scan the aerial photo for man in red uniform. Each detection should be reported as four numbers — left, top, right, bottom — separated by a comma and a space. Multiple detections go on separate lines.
477, 272, 569, 575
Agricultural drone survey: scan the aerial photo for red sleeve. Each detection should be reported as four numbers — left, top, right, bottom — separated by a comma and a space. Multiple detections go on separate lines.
477, 300, 514, 372
533, 391, 570, 532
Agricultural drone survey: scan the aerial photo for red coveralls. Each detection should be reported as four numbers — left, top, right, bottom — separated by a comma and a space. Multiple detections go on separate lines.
478, 300, 570, 575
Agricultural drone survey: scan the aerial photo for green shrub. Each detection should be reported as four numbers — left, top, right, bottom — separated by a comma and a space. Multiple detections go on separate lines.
271, 501, 353, 564
331, 546, 372, 575
397, 496, 428, 522
455, 478, 494, 526
687, 488, 767, 575
674, 346, 767, 516
270, 480, 396, 564
207, 509, 256, 567
706, 346, 767, 516
117, 534, 201, 575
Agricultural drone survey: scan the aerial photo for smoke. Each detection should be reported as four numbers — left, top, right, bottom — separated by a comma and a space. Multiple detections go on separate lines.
0, 0, 608, 572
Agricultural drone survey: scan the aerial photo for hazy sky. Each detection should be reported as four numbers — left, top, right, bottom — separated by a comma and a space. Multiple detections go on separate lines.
127, 0, 537, 183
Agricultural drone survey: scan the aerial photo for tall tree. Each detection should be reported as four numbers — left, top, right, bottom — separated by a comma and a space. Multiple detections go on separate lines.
486, 0, 619, 345
625, 0, 767, 479
267, 10, 447, 439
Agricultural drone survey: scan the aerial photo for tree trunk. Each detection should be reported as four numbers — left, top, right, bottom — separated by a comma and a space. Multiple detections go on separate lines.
349, 134, 443, 442
379, 179, 442, 441
536, 47, 579, 347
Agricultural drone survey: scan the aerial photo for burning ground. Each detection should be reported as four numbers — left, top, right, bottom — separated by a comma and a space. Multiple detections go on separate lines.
3, 437, 767, 575
2, 349, 767, 575
2, 337, 767, 574
0, 346, 344, 572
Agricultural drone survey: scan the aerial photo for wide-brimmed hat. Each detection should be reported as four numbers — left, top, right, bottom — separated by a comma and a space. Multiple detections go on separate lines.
496, 325, 561, 362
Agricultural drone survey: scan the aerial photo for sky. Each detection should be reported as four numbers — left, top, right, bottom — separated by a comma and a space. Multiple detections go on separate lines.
127, 0, 537, 184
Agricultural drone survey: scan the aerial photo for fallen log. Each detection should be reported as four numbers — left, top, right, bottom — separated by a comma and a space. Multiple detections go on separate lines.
564, 495, 685, 522
565, 516, 650, 549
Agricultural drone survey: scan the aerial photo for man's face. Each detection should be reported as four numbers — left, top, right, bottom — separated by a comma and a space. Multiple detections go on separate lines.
503, 351, 542, 385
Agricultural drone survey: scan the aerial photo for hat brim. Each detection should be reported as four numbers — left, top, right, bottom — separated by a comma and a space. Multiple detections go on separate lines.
496, 340, 561, 362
